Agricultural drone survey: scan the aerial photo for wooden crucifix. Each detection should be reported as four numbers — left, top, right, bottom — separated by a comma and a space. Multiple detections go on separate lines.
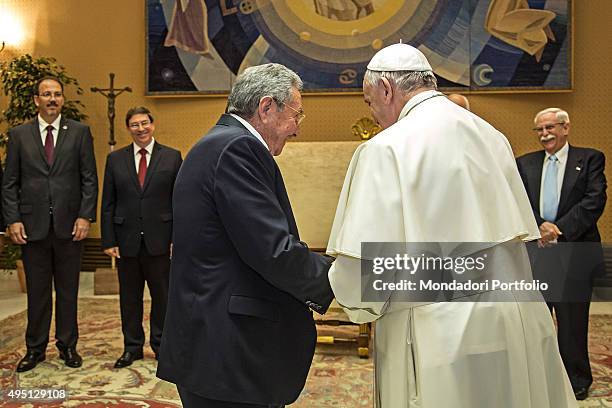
91, 73, 132, 152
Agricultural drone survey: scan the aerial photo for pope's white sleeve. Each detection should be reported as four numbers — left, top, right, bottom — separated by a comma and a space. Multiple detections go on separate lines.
329, 254, 388, 323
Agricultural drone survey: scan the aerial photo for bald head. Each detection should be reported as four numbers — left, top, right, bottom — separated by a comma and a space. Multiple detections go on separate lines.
447, 94, 470, 111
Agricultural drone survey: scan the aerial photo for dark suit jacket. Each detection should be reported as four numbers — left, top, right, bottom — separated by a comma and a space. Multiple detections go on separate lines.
517, 145, 607, 286
101, 142, 182, 257
157, 115, 334, 405
2, 117, 98, 240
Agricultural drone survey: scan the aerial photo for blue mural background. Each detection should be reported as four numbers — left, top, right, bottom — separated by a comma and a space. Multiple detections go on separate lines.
146, 0, 571, 94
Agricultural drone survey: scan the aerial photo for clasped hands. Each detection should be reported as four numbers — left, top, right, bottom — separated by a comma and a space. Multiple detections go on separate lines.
538, 221, 562, 248
8, 218, 91, 244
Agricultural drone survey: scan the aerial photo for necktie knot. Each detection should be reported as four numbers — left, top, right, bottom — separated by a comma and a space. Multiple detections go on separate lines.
46, 125, 54, 132
548, 154, 558, 162
139, 148, 147, 156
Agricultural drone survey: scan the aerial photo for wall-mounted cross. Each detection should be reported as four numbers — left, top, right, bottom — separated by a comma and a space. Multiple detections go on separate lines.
91, 73, 132, 151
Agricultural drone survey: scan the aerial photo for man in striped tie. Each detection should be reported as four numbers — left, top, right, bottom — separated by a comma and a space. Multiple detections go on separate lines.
517, 107, 607, 400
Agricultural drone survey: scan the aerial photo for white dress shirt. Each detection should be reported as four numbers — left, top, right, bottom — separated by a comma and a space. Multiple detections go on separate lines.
230, 114, 270, 151
539, 141, 568, 217
38, 114, 62, 147
133, 138, 155, 172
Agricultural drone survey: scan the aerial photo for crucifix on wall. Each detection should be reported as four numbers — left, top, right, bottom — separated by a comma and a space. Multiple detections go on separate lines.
91, 73, 132, 152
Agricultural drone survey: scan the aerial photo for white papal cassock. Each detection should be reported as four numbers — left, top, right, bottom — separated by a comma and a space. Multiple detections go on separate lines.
327, 90, 577, 407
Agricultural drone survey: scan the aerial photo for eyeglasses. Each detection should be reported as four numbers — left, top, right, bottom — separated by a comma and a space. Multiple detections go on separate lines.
128, 120, 152, 130
533, 122, 565, 134
278, 101, 306, 125
38, 91, 63, 99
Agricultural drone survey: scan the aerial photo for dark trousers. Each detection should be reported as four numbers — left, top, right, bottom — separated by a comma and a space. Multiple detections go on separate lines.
117, 243, 170, 355
21, 229, 83, 353
177, 387, 284, 408
549, 302, 593, 390
529, 242, 594, 390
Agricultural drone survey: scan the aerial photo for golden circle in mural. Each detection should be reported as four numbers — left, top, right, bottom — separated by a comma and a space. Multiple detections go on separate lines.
240, 0, 256, 15
299, 31, 312, 42
251, 0, 439, 65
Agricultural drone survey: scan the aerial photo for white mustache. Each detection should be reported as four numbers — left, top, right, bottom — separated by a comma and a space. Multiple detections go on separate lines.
540, 135, 555, 142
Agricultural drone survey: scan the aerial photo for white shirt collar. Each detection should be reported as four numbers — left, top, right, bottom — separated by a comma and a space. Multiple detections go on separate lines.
398, 90, 444, 121
545, 141, 569, 163
230, 114, 270, 151
38, 114, 62, 133
133, 137, 155, 156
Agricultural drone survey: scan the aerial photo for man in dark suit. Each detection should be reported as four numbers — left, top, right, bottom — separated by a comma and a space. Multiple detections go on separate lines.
2, 76, 98, 372
516, 107, 607, 401
101, 106, 182, 368
156, 63, 334, 408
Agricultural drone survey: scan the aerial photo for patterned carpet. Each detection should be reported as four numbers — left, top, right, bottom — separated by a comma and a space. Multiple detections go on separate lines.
0, 298, 610, 407
0, 298, 372, 407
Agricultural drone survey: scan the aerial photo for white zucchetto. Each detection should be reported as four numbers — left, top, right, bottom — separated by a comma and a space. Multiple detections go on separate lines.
367, 43, 432, 72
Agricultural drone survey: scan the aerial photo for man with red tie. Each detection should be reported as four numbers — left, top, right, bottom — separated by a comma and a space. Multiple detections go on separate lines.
2, 76, 98, 372
101, 106, 182, 368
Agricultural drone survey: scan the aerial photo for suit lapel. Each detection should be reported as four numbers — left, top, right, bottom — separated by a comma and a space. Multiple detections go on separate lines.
142, 142, 162, 193
29, 118, 49, 167
273, 162, 299, 238
123, 144, 142, 192
558, 145, 582, 215
526, 151, 545, 214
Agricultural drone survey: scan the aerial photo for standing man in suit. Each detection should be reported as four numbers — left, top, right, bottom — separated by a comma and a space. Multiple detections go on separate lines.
101, 106, 182, 368
2, 76, 98, 372
517, 107, 607, 400
156, 63, 334, 408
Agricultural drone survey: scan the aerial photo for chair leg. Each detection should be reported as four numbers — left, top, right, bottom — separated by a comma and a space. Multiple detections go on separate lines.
358, 323, 371, 358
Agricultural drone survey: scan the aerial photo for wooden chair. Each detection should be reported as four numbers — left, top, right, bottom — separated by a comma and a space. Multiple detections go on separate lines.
315, 300, 371, 358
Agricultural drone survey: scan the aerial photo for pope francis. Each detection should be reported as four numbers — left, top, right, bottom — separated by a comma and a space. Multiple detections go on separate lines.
326, 44, 577, 407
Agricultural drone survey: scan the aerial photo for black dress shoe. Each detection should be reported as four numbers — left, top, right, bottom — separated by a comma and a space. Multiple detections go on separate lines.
59, 347, 82, 368
574, 386, 589, 400
16, 351, 46, 372
114, 351, 143, 368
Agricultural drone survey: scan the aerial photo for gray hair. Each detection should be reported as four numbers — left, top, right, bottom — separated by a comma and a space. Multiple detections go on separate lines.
227, 63, 303, 118
534, 107, 570, 124
363, 69, 438, 94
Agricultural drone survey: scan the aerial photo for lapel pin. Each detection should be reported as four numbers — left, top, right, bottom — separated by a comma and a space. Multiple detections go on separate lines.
576, 166, 581, 171
62, 125, 68, 130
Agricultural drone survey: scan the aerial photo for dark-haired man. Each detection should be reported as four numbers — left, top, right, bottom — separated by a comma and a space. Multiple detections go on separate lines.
2, 76, 98, 372
101, 107, 182, 368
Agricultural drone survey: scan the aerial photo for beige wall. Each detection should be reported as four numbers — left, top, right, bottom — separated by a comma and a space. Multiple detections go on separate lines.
1, 0, 611, 244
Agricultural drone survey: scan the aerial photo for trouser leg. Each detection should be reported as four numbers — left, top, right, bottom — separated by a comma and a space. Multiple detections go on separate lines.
177, 386, 285, 408
52, 232, 83, 350
141, 249, 170, 355
21, 237, 54, 353
117, 255, 145, 352
553, 301, 592, 389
